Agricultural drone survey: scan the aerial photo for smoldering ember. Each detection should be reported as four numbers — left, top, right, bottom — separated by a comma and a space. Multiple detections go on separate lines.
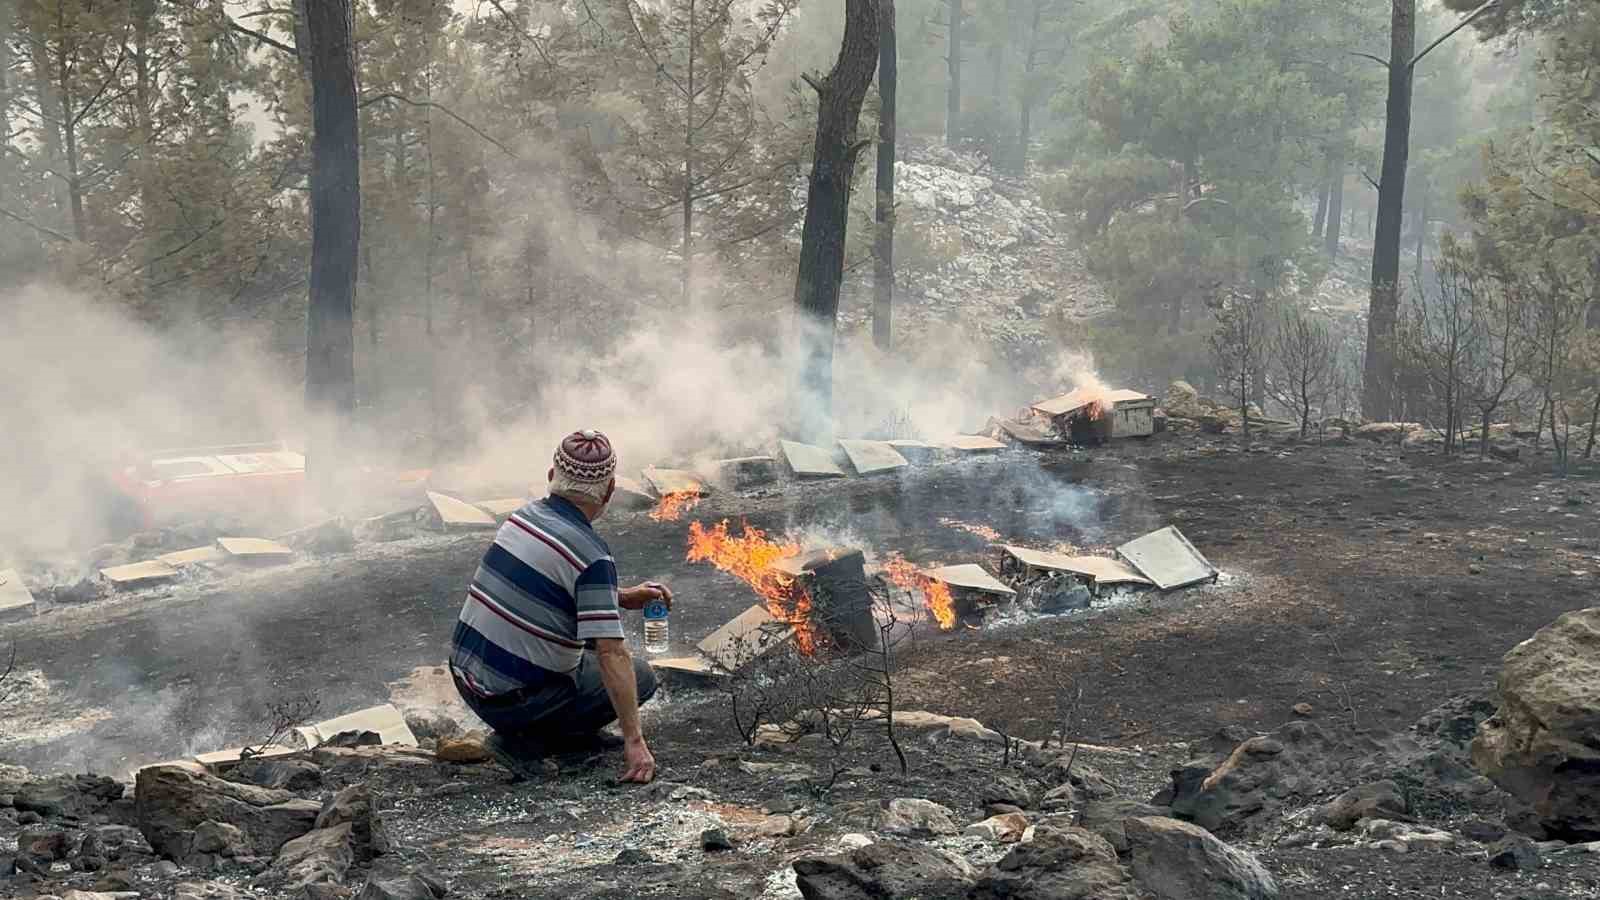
3, 2, 1600, 900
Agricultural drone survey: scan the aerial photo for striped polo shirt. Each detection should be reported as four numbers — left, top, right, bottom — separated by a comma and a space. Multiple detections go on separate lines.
449, 495, 624, 697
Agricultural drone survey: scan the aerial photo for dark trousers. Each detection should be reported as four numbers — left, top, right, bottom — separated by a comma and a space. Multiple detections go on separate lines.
453, 652, 657, 741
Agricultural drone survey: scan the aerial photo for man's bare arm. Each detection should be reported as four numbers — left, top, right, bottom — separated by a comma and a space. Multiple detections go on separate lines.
594, 638, 642, 740
594, 638, 655, 782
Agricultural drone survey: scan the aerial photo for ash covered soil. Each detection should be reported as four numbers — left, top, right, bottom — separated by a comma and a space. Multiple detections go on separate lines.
4, 430, 1600, 899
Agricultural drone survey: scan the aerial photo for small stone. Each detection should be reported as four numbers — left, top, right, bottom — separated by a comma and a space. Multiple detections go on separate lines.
761, 797, 797, 815
701, 827, 735, 852
433, 734, 491, 764
72, 854, 107, 872
839, 833, 873, 850
755, 815, 800, 838
16, 810, 43, 825
1488, 835, 1541, 871
1291, 703, 1313, 717
963, 813, 1029, 843
1373, 839, 1409, 854
613, 848, 653, 866
94, 871, 136, 892
1469, 564, 1484, 575
984, 802, 1025, 818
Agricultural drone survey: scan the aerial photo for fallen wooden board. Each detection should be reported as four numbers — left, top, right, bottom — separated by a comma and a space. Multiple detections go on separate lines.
642, 466, 707, 497
998, 545, 1152, 586
295, 703, 418, 748
921, 563, 1016, 597
0, 570, 36, 621
157, 545, 227, 567
885, 439, 939, 464
100, 560, 180, 588
940, 435, 1007, 453
779, 440, 846, 478
216, 537, 294, 561
194, 745, 297, 770
992, 418, 1066, 448
694, 604, 796, 673
473, 497, 528, 517
1116, 525, 1218, 591
837, 439, 910, 475
426, 491, 498, 529
612, 476, 657, 510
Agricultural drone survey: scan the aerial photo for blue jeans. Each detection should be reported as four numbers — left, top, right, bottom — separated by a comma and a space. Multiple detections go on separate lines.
453, 652, 657, 740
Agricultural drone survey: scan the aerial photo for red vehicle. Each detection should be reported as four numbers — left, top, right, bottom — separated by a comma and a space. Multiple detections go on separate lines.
107, 441, 308, 529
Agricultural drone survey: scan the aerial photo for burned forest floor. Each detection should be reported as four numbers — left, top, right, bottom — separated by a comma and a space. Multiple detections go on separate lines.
4, 428, 1600, 899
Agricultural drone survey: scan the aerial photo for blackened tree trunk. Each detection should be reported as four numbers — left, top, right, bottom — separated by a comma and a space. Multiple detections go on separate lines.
872, 0, 896, 351
794, 0, 880, 440
304, 0, 361, 489
1325, 147, 1345, 258
1363, 0, 1415, 421
944, 0, 960, 148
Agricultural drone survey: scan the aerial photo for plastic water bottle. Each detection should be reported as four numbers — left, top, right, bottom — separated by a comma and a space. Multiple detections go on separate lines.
643, 598, 670, 654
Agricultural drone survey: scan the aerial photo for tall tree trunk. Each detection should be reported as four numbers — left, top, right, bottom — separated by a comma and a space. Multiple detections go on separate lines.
52, 17, 86, 243
794, 0, 880, 441
872, 0, 896, 351
1325, 148, 1345, 258
1413, 180, 1427, 280
423, 37, 440, 464
1363, 0, 1415, 421
133, 0, 158, 306
944, 0, 960, 148
304, 0, 361, 490
1584, 390, 1600, 459
1017, 0, 1043, 174
682, 0, 696, 304
1312, 181, 1329, 240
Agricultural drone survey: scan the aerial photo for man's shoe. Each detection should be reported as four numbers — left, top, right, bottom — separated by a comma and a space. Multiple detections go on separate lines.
483, 732, 546, 782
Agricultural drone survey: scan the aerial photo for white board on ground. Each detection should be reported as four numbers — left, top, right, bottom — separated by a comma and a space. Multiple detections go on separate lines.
473, 497, 528, 517
941, 435, 1007, 452
642, 466, 707, 497
426, 491, 497, 529
295, 703, 418, 748
837, 439, 910, 475
216, 537, 294, 561
101, 560, 179, 587
999, 545, 1152, 586
921, 563, 1016, 596
779, 440, 846, 478
1116, 526, 1217, 590
0, 570, 36, 621
158, 545, 227, 567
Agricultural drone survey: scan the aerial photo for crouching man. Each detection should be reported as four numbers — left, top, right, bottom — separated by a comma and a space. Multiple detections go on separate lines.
448, 429, 671, 783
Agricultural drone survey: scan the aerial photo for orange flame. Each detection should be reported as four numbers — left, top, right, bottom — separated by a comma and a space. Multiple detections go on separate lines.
685, 520, 818, 653
649, 491, 702, 522
880, 554, 958, 631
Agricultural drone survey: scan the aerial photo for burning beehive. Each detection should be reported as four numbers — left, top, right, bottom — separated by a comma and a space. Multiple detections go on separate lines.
1029, 388, 1155, 444
643, 466, 708, 522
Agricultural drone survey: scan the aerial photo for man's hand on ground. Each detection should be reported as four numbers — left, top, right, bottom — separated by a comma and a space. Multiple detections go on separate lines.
620, 736, 656, 783
619, 582, 673, 611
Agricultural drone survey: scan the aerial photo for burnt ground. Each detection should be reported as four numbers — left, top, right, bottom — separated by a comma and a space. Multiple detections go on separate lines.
3, 431, 1600, 898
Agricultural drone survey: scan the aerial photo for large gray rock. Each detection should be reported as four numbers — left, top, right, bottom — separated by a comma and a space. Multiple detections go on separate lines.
270, 823, 354, 887
834, 798, 959, 837
135, 763, 320, 861
14, 774, 124, 820
358, 871, 447, 900
1078, 799, 1170, 853
1124, 816, 1278, 900
315, 784, 390, 863
793, 841, 974, 900
970, 821, 1138, 900
1472, 607, 1600, 841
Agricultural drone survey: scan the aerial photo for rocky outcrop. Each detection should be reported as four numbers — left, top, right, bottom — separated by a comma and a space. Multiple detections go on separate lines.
1164, 720, 1344, 836
135, 763, 320, 862
315, 784, 390, 863
1472, 607, 1600, 841
1124, 816, 1278, 900
793, 841, 974, 900
970, 821, 1137, 900
1077, 799, 1170, 853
